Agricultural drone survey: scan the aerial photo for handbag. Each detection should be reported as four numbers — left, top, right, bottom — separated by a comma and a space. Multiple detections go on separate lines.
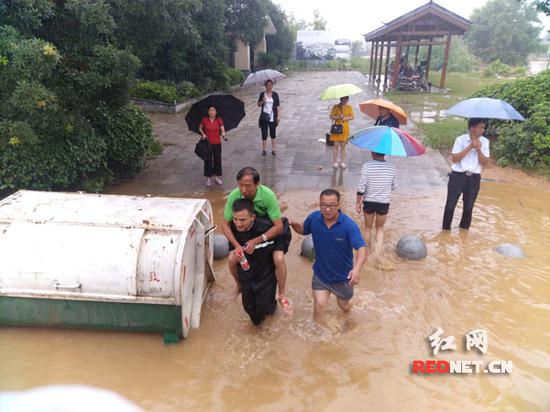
194, 138, 212, 161
260, 111, 271, 123
330, 105, 344, 134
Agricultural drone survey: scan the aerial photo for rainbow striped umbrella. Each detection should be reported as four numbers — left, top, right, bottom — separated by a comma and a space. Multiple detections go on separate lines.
349, 126, 426, 157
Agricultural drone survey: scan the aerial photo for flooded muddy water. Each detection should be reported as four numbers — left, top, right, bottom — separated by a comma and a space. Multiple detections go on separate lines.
1, 182, 549, 411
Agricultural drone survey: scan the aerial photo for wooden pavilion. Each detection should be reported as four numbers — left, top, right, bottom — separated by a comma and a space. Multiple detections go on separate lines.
364, 1, 470, 91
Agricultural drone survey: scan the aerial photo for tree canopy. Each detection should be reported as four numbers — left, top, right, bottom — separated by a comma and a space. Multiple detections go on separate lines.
466, 0, 546, 65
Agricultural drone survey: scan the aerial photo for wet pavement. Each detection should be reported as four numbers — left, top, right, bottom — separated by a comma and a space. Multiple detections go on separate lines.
109, 71, 450, 197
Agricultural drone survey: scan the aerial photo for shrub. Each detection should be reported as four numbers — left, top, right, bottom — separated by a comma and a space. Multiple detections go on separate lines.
93, 104, 153, 176
129, 80, 180, 103
225, 67, 244, 86
175, 81, 195, 99
257, 52, 278, 69
471, 70, 550, 168
493, 103, 550, 167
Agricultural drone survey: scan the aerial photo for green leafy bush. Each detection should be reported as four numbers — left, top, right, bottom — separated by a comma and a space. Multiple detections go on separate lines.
471, 70, 550, 167
225, 67, 244, 86
129, 80, 180, 103
257, 52, 279, 69
93, 104, 153, 176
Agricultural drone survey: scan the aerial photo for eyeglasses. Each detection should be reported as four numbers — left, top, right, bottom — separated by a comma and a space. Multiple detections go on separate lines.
320, 203, 339, 210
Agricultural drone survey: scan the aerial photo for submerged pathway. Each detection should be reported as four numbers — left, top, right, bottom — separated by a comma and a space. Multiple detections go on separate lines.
109, 71, 450, 196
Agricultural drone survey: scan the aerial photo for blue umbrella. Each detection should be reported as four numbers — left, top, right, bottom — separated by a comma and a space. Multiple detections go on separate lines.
349, 126, 426, 157
446, 97, 525, 121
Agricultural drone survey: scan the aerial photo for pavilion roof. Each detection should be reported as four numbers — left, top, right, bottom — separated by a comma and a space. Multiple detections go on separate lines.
364, 1, 470, 42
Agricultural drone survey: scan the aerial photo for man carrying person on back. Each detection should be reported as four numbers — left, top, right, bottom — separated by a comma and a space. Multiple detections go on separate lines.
442, 118, 490, 230
229, 199, 278, 325
222, 167, 292, 312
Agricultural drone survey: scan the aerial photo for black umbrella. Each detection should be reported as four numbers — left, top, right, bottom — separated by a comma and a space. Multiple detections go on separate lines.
185, 94, 246, 134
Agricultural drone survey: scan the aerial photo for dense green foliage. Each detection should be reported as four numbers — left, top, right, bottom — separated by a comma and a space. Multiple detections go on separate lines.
418, 37, 480, 73
466, 0, 546, 65
0, 0, 295, 195
471, 70, 550, 167
0, 2, 154, 195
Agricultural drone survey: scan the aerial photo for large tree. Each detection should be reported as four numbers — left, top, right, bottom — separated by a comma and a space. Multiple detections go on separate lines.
225, 0, 268, 46
265, 2, 296, 60
466, 0, 546, 65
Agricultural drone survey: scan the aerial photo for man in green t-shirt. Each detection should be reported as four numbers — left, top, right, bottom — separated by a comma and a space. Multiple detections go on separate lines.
222, 167, 291, 311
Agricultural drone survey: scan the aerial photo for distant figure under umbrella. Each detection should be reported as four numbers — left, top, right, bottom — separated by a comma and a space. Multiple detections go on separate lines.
257, 79, 281, 156
199, 105, 226, 186
374, 106, 400, 128
442, 118, 490, 230
329, 96, 355, 169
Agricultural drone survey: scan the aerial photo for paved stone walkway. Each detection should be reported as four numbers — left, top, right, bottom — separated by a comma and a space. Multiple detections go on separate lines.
109, 71, 450, 196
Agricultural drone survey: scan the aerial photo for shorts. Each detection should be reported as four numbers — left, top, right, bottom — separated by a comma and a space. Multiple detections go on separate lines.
260, 121, 277, 140
311, 273, 354, 301
273, 217, 292, 253
363, 201, 390, 215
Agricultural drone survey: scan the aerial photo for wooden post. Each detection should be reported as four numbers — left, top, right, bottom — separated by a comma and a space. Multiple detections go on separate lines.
391, 39, 402, 90
426, 37, 433, 81
440, 33, 452, 89
369, 41, 375, 80
376, 42, 378, 86
414, 44, 420, 67
377, 40, 384, 88
405, 45, 410, 66
383, 41, 391, 91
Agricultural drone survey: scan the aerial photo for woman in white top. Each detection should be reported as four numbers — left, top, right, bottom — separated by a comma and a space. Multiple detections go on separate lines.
257, 79, 281, 156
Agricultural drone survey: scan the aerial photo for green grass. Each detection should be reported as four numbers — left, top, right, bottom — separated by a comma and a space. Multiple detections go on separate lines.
421, 119, 466, 153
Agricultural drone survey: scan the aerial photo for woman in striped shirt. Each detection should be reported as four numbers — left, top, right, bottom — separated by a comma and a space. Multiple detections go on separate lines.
355, 152, 397, 254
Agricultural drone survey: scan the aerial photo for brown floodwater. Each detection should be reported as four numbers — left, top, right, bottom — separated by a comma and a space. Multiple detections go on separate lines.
1, 182, 549, 411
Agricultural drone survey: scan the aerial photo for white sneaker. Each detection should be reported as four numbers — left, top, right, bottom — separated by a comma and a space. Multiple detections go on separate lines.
340, 162, 347, 169
205, 178, 212, 186
333, 162, 339, 169
214, 177, 223, 185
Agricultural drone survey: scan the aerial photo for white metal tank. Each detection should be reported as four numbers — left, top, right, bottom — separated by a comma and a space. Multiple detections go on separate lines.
0, 190, 216, 342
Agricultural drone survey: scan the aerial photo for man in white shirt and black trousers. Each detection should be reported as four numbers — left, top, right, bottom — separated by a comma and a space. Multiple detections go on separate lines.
442, 118, 490, 230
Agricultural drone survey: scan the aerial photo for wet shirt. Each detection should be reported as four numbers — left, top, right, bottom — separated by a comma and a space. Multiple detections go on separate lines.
224, 185, 281, 221
374, 114, 400, 128
200, 117, 224, 145
303, 211, 366, 284
451, 134, 490, 174
231, 217, 275, 282
357, 160, 397, 204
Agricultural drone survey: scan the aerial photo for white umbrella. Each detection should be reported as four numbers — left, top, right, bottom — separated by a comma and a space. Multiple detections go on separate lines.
242, 69, 286, 86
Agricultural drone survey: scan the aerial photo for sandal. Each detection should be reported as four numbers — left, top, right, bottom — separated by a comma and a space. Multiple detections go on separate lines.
262, 150, 267, 156
272, 151, 276, 156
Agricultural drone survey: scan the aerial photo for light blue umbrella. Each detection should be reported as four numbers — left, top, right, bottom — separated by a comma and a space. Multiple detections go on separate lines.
446, 97, 525, 121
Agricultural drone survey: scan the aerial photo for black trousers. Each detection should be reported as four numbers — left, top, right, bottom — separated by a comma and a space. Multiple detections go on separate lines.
203, 143, 222, 177
442, 171, 481, 230
240, 274, 277, 326
260, 121, 277, 140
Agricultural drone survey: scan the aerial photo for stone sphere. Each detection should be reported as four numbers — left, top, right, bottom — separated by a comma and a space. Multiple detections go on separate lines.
395, 236, 427, 260
213, 234, 229, 260
495, 243, 525, 259
301, 235, 315, 260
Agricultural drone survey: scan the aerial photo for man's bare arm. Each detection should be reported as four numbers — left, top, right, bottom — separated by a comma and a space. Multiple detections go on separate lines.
222, 219, 241, 249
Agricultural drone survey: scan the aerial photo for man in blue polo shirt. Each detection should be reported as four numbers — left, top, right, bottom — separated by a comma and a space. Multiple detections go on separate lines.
290, 189, 367, 323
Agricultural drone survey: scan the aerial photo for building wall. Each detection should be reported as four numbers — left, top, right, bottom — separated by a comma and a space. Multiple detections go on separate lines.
234, 38, 250, 71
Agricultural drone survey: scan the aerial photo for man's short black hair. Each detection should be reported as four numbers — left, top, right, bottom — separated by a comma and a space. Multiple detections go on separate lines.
236, 167, 260, 184
373, 152, 385, 157
468, 118, 486, 129
232, 198, 255, 215
320, 188, 341, 201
